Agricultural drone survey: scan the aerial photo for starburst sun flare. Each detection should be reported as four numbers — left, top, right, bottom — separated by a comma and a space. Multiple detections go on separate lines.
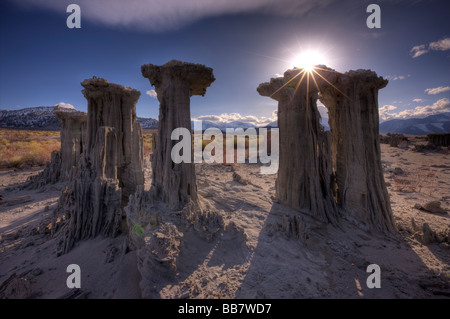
291, 50, 327, 71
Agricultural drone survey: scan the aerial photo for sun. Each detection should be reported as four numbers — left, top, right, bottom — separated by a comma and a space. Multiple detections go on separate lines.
291, 50, 326, 71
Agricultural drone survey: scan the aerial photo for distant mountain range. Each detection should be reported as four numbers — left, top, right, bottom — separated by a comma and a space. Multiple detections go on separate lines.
0, 106, 275, 132
0, 106, 158, 130
192, 120, 277, 131
379, 112, 450, 135
2, 106, 448, 135
0, 106, 62, 130
136, 117, 158, 129
192, 118, 329, 131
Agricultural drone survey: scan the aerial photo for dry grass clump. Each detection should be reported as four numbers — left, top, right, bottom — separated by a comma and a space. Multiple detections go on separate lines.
393, 165, 438, 195
142, 129, 156, 158
0, 129, 60, 168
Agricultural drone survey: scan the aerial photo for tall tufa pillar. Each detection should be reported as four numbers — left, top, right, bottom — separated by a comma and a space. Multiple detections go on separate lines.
81, 77, 144, 200
258, 69, 337, 223
54, 106, 87, 181
141, 60, 215, 210
317, 67, 395, 232
58, 77, 144, 254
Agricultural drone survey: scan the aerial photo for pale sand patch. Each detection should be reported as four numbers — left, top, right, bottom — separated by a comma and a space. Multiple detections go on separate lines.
0, 142, 449, 298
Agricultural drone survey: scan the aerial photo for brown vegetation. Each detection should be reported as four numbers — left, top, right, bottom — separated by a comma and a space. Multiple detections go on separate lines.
393, 164, 439, 195
0, 129, 60, 168
142, 129, 157, 157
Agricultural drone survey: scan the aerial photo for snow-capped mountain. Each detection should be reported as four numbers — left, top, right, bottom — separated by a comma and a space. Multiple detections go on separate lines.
0, 106, 159, 130
136, 117, 158, 129
8, 106, 446, 135
0, 106, 62, 130
191, 120, 259, 131
379, 112, 450, 135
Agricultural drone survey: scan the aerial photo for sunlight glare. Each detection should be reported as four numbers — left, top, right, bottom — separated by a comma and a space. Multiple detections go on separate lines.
292, 50, 326, 71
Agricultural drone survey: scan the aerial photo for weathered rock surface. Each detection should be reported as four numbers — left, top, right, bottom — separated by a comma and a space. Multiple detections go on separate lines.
317, 66, 395, 232
56, 77, 144, 254
82, 77, 144, 199
427, 133, 450, 147
26, 150, 62, 189
380, 133, 408, 147
415, 201, 447, 215
0, 273, 33, 299
126, 61, 218, 298
141, 60, 215, 210
25, 106, 87, 189
258, 65, 395, 232
54, 106, 87, 181
422, 223, 436, 244
257, 70, 337, 223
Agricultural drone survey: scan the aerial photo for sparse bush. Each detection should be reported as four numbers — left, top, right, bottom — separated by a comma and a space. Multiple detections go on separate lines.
380, 133, 408, 147
393, 165, 438, 195
0, 129, 60, 168
142, 130, 154, 158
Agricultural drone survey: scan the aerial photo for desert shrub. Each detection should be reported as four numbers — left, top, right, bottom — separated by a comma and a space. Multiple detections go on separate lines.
393, 165, 438, 195
0, 129, 60, 168
380, 133, 408, 147
142, 132, 153, 157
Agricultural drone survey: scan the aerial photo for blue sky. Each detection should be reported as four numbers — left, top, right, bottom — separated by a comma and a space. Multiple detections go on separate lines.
0, 0, 449, 125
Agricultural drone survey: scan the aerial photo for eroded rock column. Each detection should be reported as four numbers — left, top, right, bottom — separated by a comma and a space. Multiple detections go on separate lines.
57, 77, 144, 254
141, 60, 215, 210
257, 69, 337, 223
54, 106, 87, 181
318, 67, 395, 232
82, 77, 144, 199
26, 107, 87, 189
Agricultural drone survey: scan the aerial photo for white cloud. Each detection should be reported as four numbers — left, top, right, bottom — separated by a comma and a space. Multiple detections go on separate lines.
146, 90, 157, 98
56, 102, 75, 109
410, 37, 450, 58
380, 98, 450, 120
194, 111, 277, 127
410, 44, 428, 58
13, 0, 335, 32
195, 114, 223, 122
379, 105, 397, 121
386, 75, 407, 81
425, 86, 450, 95
275, 73, 283, 78
429, 38, 450, 51
412, 99, 424, 103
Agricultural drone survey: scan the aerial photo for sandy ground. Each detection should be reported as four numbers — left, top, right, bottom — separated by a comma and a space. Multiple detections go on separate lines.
0, 143, 449, 299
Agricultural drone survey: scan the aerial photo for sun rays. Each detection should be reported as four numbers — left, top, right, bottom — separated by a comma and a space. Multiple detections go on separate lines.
291, 50, 326, 71
269, 65, 349, 103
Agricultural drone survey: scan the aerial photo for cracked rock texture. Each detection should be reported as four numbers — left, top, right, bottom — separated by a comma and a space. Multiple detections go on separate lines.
318, 66, 395, 232
258, 70, 337, 224
141, 60, 215, 210
26, 107, 87, 189
56, 77, 144, 254
258, 65, 394, 232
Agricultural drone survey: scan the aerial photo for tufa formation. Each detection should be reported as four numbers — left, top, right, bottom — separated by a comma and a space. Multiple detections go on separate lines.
257, 73, 337, 224
56, 77, 144, 254
258, 65, 395, 232
25, 106, 87, 189
141, 60, 215, 210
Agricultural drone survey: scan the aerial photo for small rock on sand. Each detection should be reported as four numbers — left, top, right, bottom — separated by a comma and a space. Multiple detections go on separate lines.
4, 195, 33, 207
422, 223, 436, 245
232, 172, 248, 185
415, 201, 447, 214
